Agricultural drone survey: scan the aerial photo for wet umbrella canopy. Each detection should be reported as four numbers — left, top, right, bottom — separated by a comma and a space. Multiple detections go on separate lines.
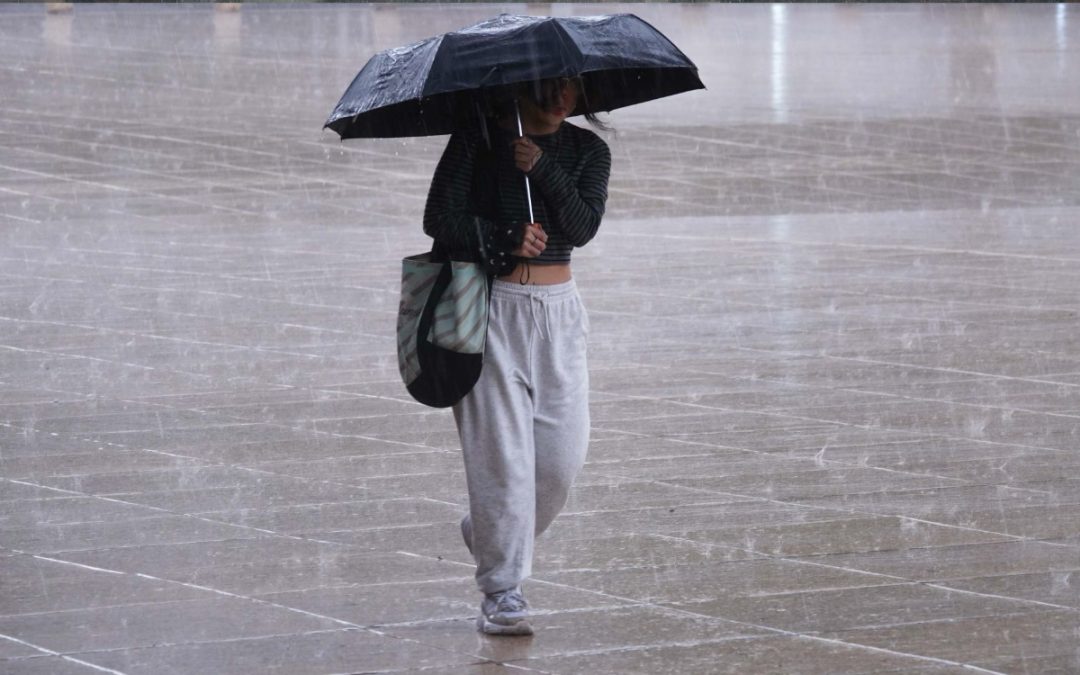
324, 13, 704, 139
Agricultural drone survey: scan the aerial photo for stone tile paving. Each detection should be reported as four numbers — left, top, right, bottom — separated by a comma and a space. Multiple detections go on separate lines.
2, 3, 1079, 674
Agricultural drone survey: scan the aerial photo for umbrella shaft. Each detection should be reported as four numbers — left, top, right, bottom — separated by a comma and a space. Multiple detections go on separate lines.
514, 101, 536, 224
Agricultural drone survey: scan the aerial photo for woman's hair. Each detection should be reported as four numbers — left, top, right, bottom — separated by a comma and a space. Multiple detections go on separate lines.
481, 78, 612, 133
579, 92, 612, 133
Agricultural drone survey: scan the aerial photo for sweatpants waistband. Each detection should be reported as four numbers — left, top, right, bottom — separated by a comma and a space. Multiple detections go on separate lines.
491, 278, 578, 301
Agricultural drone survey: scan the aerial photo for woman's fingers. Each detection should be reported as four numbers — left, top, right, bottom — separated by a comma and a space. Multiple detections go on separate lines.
524, 225, 546, 252
525, 222, 547, 243
511, 138, 542, 172
515, 240, 545, 258
513, 224, 547, 258
512, 137, 537, 152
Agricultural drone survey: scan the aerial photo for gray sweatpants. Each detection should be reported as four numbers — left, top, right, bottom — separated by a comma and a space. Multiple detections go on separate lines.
454, 278, 590, 594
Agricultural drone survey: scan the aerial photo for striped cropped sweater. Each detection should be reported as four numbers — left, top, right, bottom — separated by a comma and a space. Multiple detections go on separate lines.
423, 120, 611, 273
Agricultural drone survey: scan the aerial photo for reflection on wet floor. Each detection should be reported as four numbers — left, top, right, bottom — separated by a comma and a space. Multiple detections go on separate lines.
1, 3, 1079, 674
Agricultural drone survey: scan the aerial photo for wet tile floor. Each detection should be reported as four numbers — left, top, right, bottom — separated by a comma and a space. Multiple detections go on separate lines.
2, 3, 1079, 674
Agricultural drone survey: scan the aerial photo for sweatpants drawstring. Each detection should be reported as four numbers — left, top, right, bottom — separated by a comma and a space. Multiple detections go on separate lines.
490, 278, 575, 344
529, 295, 551, 341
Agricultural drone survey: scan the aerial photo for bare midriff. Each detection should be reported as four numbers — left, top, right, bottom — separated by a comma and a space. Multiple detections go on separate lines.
497, 262, 572, 285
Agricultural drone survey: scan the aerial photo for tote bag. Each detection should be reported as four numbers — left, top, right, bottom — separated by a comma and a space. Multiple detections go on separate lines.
397, 252, 489, 407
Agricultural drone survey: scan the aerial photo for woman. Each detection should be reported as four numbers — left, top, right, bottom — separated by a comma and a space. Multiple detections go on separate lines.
423, 76, 611, 636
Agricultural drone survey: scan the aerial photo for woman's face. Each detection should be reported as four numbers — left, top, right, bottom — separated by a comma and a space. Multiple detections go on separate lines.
519, 77, 580, 130
537, 77, 580, 117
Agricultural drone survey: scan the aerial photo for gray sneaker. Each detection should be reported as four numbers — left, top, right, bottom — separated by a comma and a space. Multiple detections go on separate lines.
477, 586, 533, 636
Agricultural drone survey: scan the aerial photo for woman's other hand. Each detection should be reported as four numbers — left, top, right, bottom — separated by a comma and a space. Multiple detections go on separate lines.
512, 222, 547, 258
511, 137, 543, 173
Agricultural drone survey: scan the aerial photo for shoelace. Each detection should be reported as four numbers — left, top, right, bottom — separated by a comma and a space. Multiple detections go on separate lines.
494, 589, 527, 612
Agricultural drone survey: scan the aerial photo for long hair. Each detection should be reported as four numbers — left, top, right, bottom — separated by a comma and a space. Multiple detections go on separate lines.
482, 79, 613, 133
579, 94, 612, 133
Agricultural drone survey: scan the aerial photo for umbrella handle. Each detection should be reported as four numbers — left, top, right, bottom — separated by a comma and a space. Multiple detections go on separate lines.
514, 100, 536, 225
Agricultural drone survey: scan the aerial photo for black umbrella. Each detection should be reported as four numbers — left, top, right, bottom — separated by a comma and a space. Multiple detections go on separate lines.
324, 13, 704, 140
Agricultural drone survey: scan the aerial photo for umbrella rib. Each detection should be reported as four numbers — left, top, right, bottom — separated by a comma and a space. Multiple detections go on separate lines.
547, 18, 585, 74
417, 35, 448, 100
624, 14, 700, 70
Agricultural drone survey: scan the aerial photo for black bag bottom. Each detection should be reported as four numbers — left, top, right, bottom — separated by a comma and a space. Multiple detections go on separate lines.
406, 259, 488, 408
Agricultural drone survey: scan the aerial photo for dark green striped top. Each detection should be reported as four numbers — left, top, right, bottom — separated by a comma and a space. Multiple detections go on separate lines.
423, 121, 611, 268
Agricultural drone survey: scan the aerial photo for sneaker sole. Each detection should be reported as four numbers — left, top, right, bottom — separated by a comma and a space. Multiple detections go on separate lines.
477, 615, 534, 636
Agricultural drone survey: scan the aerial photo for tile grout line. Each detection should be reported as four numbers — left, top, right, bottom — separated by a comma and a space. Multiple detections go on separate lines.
0, 632, 130, 674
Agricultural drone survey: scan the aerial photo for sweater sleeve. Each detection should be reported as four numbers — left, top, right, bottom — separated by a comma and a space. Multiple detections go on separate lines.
526, 132, 611, 247
423, 131, 488, 252
423, 131, 521, 273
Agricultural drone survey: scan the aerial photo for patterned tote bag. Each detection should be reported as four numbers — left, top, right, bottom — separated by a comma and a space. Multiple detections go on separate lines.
397, 252, 489, 407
